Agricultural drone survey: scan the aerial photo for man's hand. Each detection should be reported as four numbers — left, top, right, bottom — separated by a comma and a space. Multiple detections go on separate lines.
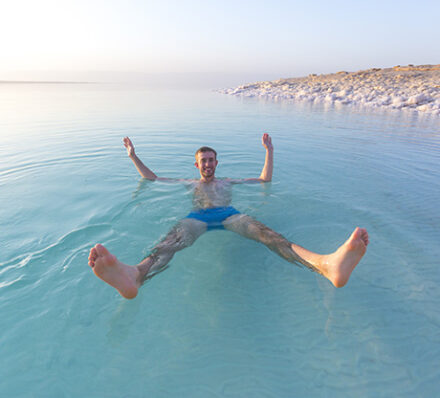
123, 137, 135, 158
262, 133, 273, 151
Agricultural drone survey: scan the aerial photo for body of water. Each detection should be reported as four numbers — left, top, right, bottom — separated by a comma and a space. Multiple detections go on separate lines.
1, 83, 439, 397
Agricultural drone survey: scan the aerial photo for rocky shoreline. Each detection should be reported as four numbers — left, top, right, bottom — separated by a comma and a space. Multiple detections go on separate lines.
219, 65, 440, 116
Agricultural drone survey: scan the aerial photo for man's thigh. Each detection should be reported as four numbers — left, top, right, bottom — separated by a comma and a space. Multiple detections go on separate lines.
155, 218, 207, 251
222, 214, 285, 245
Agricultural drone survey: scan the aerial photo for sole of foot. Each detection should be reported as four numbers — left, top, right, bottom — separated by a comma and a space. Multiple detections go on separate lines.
88, 244, 139, 299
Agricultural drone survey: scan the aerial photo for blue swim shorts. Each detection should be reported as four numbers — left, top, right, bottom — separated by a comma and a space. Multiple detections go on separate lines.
186, 206, 240, 230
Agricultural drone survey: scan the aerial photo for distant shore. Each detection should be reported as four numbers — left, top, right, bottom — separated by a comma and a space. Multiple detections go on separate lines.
219, 65, 440, 115
0, 81, 95, 84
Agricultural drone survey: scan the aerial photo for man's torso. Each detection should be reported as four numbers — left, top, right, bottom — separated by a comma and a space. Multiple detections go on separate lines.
191, 179, 233, 209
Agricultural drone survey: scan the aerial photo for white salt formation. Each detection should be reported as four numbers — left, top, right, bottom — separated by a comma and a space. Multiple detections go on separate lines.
220, 65, 440, 115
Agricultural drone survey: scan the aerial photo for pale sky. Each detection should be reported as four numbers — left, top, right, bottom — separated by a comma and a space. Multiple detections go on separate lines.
0, 0, 438, 85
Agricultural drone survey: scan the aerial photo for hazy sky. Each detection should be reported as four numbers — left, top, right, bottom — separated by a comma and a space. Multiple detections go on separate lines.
1, 0, 438, 84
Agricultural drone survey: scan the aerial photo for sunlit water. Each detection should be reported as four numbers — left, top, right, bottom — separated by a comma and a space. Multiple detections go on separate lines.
1, 84, 439, 397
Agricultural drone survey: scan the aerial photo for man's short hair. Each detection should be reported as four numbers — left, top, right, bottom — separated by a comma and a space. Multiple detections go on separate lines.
195, 146, 217, 159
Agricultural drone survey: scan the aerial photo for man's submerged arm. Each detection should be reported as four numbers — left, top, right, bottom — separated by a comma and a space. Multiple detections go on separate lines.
229, 133, 274, 184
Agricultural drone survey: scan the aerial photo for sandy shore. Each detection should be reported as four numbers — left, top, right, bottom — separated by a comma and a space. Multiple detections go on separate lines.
219, 65, 440, 116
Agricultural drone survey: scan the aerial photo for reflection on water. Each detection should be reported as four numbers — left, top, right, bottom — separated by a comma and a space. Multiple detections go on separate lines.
1, 84, 439, 397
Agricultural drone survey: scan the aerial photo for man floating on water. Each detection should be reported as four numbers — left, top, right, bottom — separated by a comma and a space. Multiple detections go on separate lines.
88, 134, 369, 299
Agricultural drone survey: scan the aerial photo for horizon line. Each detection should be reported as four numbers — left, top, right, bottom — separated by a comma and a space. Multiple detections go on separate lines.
0, 80, 97, 84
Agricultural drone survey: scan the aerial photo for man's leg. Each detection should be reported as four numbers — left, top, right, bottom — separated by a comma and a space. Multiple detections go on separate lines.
88, 218, 207, 299
223, 214, 369, 287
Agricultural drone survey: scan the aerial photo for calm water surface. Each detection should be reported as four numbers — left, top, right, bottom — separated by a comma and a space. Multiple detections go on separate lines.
1, 84, 439, 397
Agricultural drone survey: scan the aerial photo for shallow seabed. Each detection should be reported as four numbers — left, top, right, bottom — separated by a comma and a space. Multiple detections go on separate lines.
1, 84, 439, 398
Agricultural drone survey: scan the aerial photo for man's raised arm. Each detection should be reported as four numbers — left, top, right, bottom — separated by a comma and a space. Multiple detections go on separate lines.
123, 137, 158, 180
228, 133, 274, 184
258, 133, 274, 182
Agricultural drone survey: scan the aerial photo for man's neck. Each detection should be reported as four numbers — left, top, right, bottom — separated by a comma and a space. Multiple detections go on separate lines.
200, 175, 216, 183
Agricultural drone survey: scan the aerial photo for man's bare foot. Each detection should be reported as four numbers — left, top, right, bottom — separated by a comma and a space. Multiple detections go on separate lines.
88, 244, 141, 299
322, 227, 369, 288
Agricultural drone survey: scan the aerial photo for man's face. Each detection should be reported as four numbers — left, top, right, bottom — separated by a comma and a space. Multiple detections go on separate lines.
195, 151, 218, 179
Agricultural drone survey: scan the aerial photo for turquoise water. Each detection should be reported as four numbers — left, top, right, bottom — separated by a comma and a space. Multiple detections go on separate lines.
1, 84, 439, 397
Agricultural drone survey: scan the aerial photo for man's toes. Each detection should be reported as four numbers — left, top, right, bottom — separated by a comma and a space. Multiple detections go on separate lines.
88, 247, 99, 267
360, 229, 369, 245
89, 248, 97, 259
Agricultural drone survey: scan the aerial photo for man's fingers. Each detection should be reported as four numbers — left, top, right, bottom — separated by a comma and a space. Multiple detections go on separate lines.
262, 133, 271, 146
123, 137, 133, 148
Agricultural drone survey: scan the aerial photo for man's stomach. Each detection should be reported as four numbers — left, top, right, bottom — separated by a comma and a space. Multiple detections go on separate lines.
192, 199, 232, 210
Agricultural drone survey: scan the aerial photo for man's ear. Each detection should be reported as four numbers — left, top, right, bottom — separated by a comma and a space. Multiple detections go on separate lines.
195, 161, 199, 169
215, 160, 218, 166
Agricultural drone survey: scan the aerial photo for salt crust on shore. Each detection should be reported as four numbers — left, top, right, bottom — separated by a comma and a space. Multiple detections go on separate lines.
219, 65, 440, 116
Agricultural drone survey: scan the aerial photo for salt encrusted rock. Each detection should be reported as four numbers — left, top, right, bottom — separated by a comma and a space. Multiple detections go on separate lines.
219, 65, 440, 115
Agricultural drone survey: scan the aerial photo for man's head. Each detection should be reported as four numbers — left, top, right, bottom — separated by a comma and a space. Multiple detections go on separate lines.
195, 146, 218, 181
